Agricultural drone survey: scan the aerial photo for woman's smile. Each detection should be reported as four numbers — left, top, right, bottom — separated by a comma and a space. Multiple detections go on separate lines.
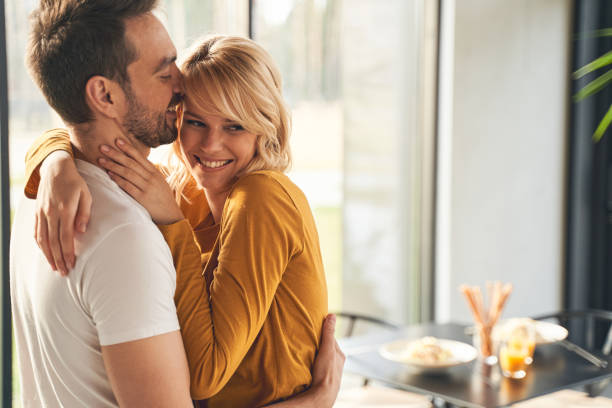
193, 154, 233, 170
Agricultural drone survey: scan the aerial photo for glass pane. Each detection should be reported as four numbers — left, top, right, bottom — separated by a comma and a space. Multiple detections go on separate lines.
253, 0, 344, 312
158, 0, 247, 52
253, 0, 431, 323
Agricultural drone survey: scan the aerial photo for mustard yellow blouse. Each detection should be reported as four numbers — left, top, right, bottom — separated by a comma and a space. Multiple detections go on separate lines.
24, 129, 329, 407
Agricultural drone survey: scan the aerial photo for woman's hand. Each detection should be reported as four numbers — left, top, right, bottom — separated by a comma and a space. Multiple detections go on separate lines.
98, 138, 185, 225
36, 150, 92, 276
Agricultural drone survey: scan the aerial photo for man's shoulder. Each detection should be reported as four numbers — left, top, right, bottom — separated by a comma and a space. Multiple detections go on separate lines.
79, 163, 153, 228
75, 165, 168, 263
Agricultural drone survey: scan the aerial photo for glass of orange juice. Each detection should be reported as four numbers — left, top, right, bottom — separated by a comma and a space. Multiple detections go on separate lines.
499, 339, 529, 379
499, 323, 535, 378
511, 321, 536, 365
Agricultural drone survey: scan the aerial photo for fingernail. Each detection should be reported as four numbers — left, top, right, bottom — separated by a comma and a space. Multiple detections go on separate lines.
98, 157, 107, 164
117, 139, 125, 146
100, 145, 110, 152
78, 223, 87, 233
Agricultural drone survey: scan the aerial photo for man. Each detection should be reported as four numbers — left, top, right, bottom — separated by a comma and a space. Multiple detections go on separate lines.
10, 1, 343, 406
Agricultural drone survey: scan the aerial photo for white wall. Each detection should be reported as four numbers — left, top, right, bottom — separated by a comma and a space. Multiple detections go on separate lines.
436, 0, 571, 322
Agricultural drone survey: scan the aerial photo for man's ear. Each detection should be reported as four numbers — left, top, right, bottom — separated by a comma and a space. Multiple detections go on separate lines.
84, 76, 125, 120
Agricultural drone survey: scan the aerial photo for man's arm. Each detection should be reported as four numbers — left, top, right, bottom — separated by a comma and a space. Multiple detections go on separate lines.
102, 331, 193, 407
87, 223, 192, 406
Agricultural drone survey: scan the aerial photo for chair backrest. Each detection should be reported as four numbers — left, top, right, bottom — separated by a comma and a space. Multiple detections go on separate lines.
532, 309, 612, 354
332, 312, 400, 339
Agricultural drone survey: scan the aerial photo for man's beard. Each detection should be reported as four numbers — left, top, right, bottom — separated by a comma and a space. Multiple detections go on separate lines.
122, 86, 181, 148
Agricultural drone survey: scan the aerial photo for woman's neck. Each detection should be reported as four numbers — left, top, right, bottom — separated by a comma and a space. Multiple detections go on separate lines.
204, 188, 231, 224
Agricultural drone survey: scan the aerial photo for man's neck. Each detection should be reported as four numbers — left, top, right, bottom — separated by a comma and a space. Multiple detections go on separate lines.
68, 120, 150, 168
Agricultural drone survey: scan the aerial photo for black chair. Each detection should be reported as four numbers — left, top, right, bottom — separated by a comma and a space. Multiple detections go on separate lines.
531, 309, 612, 397
333, 311, 401, 338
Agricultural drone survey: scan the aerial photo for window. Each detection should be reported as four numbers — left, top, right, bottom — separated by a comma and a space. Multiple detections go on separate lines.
4, 0, 437, 403
252, 0, 437, 323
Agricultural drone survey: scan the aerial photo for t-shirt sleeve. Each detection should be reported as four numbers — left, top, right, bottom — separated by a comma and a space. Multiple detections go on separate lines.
24, 128, 73, 199
81, 223, 180, 346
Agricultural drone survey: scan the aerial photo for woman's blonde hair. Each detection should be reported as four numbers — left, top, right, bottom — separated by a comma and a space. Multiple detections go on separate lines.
165, 35, 292, 202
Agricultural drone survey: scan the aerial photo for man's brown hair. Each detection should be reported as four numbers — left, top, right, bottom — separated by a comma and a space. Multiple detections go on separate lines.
27, 0, 159, 124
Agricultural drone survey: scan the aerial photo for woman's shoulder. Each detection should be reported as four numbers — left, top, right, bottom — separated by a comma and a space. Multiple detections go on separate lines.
230, 170, 299, 200
223, 171, 306, 232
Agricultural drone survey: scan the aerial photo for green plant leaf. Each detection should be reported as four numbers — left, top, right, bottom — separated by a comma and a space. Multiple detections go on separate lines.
575, 28, 612, 40
574, 69, 612, 101
593, 103, 612, 142
593, 28, 612, 37
574, 51, 612, 79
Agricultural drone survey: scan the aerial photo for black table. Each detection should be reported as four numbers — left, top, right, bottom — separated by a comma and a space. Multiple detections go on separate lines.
339, 322, 612, 408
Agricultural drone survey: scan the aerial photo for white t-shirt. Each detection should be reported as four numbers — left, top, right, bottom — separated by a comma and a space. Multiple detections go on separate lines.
10, 159, 180, 407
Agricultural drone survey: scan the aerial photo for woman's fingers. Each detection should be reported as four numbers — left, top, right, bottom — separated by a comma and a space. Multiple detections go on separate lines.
99, 144, 150, 181
115, 138, 156, 172
46, 216, 67, 276
59, 208, 75, 270
75, 190, 92, 234
98, 157, 149, 191
108, 171, 144, 201
35, 213, 56, 271
100, 140, 184, 225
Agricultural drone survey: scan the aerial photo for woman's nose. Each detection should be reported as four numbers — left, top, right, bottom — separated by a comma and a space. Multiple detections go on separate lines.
201, 127, 223, 151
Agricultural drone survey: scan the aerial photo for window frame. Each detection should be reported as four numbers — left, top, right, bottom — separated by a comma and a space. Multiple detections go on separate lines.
0, 0, 13, 405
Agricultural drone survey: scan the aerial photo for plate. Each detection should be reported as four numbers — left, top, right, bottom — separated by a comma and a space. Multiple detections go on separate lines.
493, 318, 568, 345
533, 321, 569, 344
379, 337, 477, 373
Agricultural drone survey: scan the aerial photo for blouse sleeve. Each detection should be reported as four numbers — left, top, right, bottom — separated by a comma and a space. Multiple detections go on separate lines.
157, 173, 303, 399
24, 128, 73, 199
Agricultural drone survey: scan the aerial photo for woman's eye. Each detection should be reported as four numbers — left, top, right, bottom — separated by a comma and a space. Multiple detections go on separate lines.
186, 119, 205, 128
160, 75, 172, 81
227, 124, 245, 132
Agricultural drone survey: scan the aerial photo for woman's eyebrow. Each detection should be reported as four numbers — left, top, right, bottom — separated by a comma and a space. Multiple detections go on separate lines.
184, 111, 203, 120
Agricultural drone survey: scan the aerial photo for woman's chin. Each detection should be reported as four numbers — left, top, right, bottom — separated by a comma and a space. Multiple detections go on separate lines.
192, 174, 230, 194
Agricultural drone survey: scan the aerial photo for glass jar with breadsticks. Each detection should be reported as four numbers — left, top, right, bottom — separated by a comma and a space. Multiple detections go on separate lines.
460, 282, 512, 364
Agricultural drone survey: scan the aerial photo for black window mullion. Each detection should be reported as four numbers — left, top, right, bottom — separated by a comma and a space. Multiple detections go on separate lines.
248, 0, 254, 39
0, 0, 12, 405
566, 0, 612, 346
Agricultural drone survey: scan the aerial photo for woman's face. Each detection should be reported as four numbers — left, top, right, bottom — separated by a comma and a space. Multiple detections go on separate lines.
179, 102, 257, 195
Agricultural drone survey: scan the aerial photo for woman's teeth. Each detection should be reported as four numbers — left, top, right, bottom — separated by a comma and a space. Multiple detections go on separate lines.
197, 157, 231, 168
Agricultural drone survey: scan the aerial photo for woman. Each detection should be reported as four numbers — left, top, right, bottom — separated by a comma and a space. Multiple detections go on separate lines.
25, 36, 333, 407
